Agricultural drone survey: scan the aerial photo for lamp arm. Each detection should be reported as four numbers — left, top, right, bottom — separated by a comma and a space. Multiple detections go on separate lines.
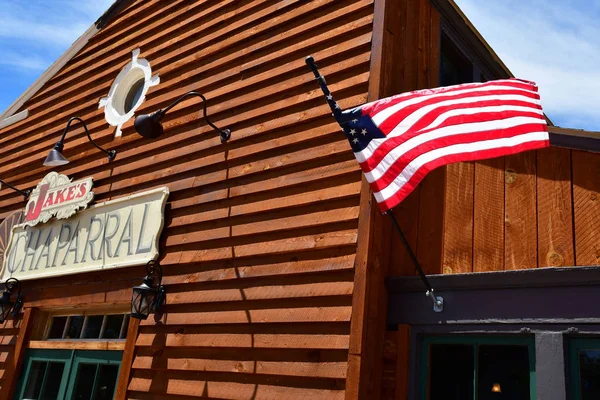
4, 278, 21, 298
162, 92, 231, 143
59, 117, 117, 161
0, 178, 30, 200
146, 260, 163, 287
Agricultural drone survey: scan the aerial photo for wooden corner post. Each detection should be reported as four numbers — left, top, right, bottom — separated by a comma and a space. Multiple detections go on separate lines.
345, 0, 394, 398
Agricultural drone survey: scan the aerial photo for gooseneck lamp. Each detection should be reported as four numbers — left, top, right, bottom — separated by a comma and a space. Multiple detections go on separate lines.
131, 260, 166, 320
0, 178, 30, 200
134, 91, 231, 143
44, 117, 117, 167
0, 278, 23, 323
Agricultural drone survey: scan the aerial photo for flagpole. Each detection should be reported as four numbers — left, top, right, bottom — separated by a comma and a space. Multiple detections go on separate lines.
305, 55, 443, 313
385, 210, 443, 312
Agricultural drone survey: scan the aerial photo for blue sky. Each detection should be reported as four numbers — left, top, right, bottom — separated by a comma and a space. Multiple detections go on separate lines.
0, 1, 598, 130
0, 0, 113, 114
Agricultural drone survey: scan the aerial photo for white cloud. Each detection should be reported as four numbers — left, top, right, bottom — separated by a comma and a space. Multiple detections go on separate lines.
0, 51, 49, 71
0, 0, 114, 48
454, 0, 600, 130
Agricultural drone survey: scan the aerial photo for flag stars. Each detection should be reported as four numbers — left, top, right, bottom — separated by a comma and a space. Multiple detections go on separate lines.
352, 138, 359, 144
352, 119, 359, 124
326, 94, 333, 100
361, 129, 367, 135
334, 104, 340, 109
349, 129, 356, 136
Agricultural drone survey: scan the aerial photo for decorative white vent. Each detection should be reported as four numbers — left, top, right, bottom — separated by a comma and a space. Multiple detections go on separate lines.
99, 48, 159, 137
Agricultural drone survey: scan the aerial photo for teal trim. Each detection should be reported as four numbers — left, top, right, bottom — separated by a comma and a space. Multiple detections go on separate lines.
568, 338, 600, 399
14, 349, 123, 400
419, 335, 536, 400
15, 349, 74, 400
64, 350, 123, 400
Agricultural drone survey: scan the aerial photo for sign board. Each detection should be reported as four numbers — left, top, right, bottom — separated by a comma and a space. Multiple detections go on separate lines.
24, 172, 94, 227
0, 211, 23, 269
0, 186, 169, 282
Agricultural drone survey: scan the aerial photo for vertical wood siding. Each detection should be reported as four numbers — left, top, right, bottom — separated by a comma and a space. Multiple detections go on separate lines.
0, 1, 374, 398
442, 146, 600, 273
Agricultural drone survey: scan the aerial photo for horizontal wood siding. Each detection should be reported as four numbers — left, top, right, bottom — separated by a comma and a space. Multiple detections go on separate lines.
442, 146, 599, 273
0, 1, 374, 398
0, 317, 19, 393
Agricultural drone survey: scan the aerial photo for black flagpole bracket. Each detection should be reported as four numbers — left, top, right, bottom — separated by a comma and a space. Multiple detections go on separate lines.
305, 55, 443, 313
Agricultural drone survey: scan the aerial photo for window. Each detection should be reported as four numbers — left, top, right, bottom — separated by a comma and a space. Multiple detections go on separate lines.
421, 336, 536, 399
45, 313, 129, 340
15, 349, 122, 400
440, 32, 475, 86
568, 338, 600, 399
98, 48, 160, 137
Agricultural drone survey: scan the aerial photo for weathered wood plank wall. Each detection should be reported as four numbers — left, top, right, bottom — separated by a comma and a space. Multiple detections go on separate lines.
0, 1, 375, 398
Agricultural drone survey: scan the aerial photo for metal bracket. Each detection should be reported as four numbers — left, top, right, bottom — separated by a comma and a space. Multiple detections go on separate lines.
427, 290, 444, 313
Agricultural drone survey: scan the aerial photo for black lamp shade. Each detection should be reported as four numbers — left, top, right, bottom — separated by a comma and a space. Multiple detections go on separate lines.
0, 291, 14, 324
43, 143, 69, 167
134, 110, 165, 139
131, 277, 157, 320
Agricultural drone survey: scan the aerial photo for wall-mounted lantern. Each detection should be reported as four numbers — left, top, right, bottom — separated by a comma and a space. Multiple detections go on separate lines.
131, 260, 166, 320
0, 178, 30, 200
134, 91, 231, 143
0, 278, 23, 323
44, 117, 117, 167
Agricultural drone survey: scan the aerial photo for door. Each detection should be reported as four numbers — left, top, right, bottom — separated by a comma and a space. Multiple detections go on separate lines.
15, 350, 122, 400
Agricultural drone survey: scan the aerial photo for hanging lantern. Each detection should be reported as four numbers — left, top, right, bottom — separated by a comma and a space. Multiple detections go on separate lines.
131, 260, 165, 320
0, 278, 23, 323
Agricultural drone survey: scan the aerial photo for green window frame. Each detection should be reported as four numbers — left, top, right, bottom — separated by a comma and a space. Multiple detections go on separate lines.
419, 335, 536, 400
15, 349, 123, 400
568, 337, 600, 399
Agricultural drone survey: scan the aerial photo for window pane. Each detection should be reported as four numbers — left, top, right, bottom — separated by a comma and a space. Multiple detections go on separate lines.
579, 349, 600, 399
429, 344, 474, 400
83, 315, 104, 339
23, 361, 47, 399
93, 364, 119, 400
40, 362, 65, 400
72, 363, 98, 400
102, 315, 124, 339
47, 317, 67, 339
65, 316, 84, 339
478, 345, 531, 400
120, 315, 130, 339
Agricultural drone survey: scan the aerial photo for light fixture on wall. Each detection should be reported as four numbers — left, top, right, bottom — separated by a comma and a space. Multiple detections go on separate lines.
0, 178, 30, 200
134, 91, 231, 143
491, 383, 502, 393
0, 278, 23, 323
131, 260, 166, 320
43, 117, 117, 167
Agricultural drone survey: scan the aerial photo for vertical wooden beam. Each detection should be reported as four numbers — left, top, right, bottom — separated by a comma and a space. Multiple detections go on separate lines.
473, 158, 505, 272
572, 150, 600, 266
537, 147, 574, 267
346, 0, 393, 398
504, 151, 537, 270
394, 325, 411, 400
1, 308, 36, 400
416, 2, 444, 276
389, 0, 421, 278
442, 162, 475, 273
115, 317, 140, 400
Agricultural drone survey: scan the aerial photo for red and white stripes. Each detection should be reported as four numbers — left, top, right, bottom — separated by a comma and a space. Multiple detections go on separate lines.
355, 79, 548, 211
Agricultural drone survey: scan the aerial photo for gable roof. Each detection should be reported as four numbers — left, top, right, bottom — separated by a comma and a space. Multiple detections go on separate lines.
0, 0, 133, 121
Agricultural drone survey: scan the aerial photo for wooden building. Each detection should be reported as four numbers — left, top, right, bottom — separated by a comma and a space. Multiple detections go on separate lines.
0, 0, 597, 399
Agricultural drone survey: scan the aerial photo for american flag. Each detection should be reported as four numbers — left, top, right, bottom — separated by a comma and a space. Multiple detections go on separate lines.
336, 79, 549, 212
